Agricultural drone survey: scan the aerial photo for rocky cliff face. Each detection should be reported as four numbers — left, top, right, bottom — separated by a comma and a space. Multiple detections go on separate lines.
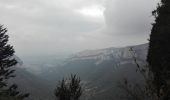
11, 43, 148, 100
68, 43, 148, 66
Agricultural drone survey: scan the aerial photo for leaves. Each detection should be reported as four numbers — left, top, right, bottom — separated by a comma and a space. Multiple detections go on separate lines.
55, 74, 82, 100
0, 25, 29, 99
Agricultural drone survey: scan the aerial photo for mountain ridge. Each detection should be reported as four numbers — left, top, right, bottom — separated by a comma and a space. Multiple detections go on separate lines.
68, 43, 148, 65
11, 43, 148, 100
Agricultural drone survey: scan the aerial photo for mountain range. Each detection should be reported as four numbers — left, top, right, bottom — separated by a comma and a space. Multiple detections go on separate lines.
11, 43, 148, 100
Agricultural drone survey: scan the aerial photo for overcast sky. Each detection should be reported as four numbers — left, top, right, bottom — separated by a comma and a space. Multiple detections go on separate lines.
0, 0, 159, 57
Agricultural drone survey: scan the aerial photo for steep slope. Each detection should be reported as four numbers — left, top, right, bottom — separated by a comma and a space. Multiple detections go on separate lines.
37, 43, 148, 100
69, 43, 147, 64
63, 44, 147, 100
9, 56, 54, 100
11, 43, 148, 100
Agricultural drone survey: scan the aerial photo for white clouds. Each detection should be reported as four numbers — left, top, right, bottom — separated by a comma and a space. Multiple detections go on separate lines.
0, 0, 159, 57
75, 5, 105, 18
104, 0, 158, 33
101, 0, 159, 46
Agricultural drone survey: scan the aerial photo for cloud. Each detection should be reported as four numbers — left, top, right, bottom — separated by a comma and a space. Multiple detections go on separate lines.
105, 0, 159, 33
0, 0, 159, 57
99, 0, 159, 46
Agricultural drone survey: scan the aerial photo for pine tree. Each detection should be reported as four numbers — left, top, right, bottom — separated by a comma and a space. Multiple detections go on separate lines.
147, 0, 170, 99
0, 25, 29, 99
69, 75, 82, 100
55, 79, 70, 100
54, 74, 82, 100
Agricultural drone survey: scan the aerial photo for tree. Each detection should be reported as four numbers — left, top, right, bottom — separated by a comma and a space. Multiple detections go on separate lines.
117, 48, 153, 100
118, 48, 162, 100
118, 1, 170, 100
0, 25, 29, 99
147, 0, 170, 99
54, 74, 82, 100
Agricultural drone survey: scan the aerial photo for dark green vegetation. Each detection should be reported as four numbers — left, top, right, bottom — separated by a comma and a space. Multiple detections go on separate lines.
119, 0, 170, 100
0, 25, 29, 100
147, 0, 170, 99
55, 74, 82, 100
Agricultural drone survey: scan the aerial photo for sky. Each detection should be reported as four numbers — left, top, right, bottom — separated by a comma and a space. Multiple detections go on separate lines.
0, 0, 159, 57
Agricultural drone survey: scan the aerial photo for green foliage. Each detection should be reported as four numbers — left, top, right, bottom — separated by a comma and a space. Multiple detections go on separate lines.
147, 0, 170, 99
120, 2, 170, 96
0, 25, 29, 99
118, 48, 167, 100
54, 74, 82, 100
0, 25, 17, 89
